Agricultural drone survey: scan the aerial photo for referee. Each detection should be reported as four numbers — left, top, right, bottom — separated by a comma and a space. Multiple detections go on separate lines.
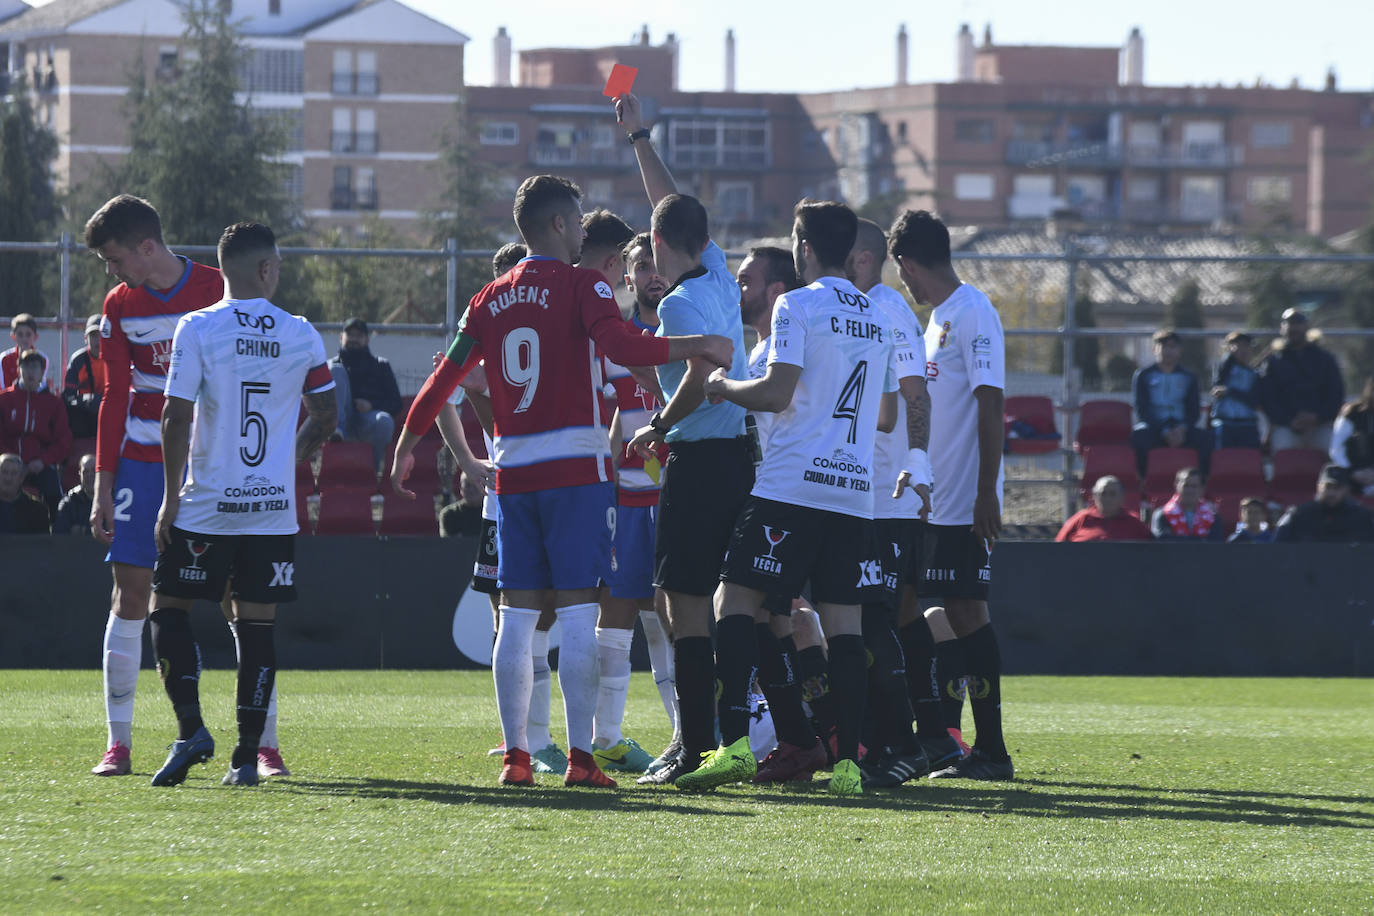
614, 93, 752, 785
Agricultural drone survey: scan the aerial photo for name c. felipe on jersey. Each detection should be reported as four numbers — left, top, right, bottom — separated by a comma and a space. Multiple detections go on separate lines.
95, 257, 224, 471
164, 297, 333, 535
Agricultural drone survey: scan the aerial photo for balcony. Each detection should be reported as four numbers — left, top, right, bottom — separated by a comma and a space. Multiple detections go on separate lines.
1007, 141, 1245, 169
331, 72, 379, 96
528, 144, 636, 168
666, 148, 770, 170
331, 131, 378, 155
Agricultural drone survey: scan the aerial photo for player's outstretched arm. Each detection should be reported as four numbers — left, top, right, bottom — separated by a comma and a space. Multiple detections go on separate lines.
156, 396, 194, 553
436, 402, 492, 489
616, 93, 677, 207
703, 362, 800, 414
296, 390, 338, 465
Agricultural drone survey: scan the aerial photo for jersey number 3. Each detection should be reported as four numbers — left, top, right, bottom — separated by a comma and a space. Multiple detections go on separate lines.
502, 328, 541, 413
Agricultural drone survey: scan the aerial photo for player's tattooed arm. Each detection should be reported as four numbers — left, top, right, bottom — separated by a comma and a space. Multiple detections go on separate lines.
296, 390, 338, 465
900, 375, 931, 452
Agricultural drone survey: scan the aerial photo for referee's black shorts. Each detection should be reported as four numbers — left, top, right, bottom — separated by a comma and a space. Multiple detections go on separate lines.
653, 436, 754, 597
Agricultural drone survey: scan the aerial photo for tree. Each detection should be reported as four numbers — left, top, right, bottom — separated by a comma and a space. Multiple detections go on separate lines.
1339, 225, 1374, 387
1050, 291, 1103, 389
0, 75, 59, 314
296, 217, 437, 324
1165, 278, 1209, 379
1245, 266, 1295, 330
427, 93, 501, 319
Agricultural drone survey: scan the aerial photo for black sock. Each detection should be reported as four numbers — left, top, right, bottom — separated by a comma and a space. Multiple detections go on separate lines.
149, 608, 203, 740
899, 619, 945, 739
755, 624, 816, 748
827, 634, 867, 763
863, 606, 918, 754
674, 636, 716, 755
796, 644, 836, 735
933, 637, 966, 733
713, 616, 756, 745
232, 619, 276, 768
960, 624, 1008, 759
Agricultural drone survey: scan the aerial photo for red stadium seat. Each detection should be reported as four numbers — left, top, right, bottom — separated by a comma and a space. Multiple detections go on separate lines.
1269, 448, 1327, 510
1004, 395, 1061, 454
385, 438, 442, 494
315, 489, 377, 535
379, 491, 438, 536
317, 441, 377, 491
1074, 400, 1132, 453
60, 438, 97, 491
1143, 447, 1200, 508
1079, 445, 1139, 506
1206, 448, 1265, 498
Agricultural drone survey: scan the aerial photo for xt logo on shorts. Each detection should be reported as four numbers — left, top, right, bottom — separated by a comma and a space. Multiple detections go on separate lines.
269, 562, 294, 587
753, 527, 789, 576
182, 539, 211, 582
856, 559, 884, 588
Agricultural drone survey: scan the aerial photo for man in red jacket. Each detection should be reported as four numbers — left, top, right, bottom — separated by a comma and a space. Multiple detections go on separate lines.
0, 349, 71, 518
1056, 475, 1151, 542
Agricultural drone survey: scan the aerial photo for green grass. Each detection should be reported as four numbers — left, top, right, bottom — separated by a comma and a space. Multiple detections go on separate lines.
1, 672, 1370, 913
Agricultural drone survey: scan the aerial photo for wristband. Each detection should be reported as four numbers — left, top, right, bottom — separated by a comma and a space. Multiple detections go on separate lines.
901, 448, 932, 489
626, 127, 651, 145
649, 412, 669, 435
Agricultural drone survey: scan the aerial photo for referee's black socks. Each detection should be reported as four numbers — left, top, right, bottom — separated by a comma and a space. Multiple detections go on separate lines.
231, 619, 277, 769
149, 607, 203, 740
674, 636, 717, 757
960, 623, 1009, 760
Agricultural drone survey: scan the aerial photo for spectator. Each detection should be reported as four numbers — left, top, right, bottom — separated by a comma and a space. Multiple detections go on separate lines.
1273, 464, 1374, 542
62, 314, 105, 438
0, 349, 71, 517
1056, 475, 1151, 542
54, 453, 96, 535
328, 317, 401, 470
438, 468, 485, 538
1131, 328, 1210, 476
1151, 467, 1224, 541
2, 313, 50, 390
0, 452, 49, 533
1258, 308, 1344, 452
1329, 375, 1374, 498
1210, 331, 1261, 449
1227, 496, 1274, 543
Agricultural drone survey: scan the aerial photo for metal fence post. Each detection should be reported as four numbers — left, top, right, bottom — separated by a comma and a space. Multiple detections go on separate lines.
59, 231, 72, 376
1061, 242, 1079, 520
444, 237, 459, 344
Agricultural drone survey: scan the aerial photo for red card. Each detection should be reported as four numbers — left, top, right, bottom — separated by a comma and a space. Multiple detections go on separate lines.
603, 63, 638, 98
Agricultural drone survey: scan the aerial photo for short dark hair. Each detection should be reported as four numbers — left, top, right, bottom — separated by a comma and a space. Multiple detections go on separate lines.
887, 209, 951, 269
513, 175, 582, 241
17, 348, 43, 367
651, 194, 709, 257
1224, 330, 1252, 346
747, 246, 800, 292
1239, 496, 1266, 510
1319, 463, 1351, 488
1152, 329, 1180, 345
10, 313, 37, 333
217, 221, 277, 270
342, 317, 368, 335
582, 209, 635, 255
794, 199, 857, 268
492, 243, 527, 278
852, 217, 888, 266
84, 194, 164, 250
1174, 466, 1202, 488
622, 231, 652, 263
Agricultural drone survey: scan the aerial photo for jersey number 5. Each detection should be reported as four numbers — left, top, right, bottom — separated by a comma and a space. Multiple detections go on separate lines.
240, 381, 271, 467
502, 328, 540, 413
832, 360, 868, 445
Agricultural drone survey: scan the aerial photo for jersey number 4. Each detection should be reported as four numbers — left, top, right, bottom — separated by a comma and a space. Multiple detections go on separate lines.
240, 381, 271, 467
502, 328, 540, 413
832, 360, 868, 445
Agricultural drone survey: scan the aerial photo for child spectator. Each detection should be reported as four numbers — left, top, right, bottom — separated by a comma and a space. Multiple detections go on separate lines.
1227, 496, 1274, 543
62, 314, 105, 439
2, 313, 51, 391
1210, 331, 1261, 449
0, 349, 71, 517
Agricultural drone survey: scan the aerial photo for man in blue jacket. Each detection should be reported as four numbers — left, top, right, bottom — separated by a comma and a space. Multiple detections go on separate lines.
1258, 309, 1344, 452
1131, 328, 1210, 476
329, 317, 402, 470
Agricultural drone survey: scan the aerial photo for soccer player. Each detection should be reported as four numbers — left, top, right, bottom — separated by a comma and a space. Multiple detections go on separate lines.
148, 221, 336, 786
83, 195, 291, 779
392, 175, 733, 788
685, 199, 930, 796
614, 93, 754, 787
890, 209, 1014, 781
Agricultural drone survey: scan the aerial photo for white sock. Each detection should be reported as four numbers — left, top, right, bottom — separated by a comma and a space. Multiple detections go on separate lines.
639, 610, 679, 734
526, 629, 553, 752
492, 606, 539, 752
260, 686, 279, 748
103, 613, 143, 749
593, 626, 634, 748
554, 603, 599, 754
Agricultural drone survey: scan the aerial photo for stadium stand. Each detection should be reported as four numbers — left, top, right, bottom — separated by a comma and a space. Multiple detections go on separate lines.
1268, 448, 1328, 509
379, 491, 439, 536
1078, 445, 1139, 506
1205, 448, 1267, 530
316, 488, 377, 535
1004, 395, 1061, 454
1143, 447, 1200, 507
1074, 400, 1133, 453
317, 440, 378, 491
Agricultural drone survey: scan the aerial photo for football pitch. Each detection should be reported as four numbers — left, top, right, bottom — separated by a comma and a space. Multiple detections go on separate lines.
1, 671, 1370, 914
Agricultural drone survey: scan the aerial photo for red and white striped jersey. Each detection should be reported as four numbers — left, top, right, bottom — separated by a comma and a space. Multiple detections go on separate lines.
95, 258, 223, 470
604, 346, 664, 507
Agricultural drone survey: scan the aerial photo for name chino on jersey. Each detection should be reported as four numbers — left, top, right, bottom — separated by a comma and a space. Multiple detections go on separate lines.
164, 298, 333, 535
751, 276, 919, 519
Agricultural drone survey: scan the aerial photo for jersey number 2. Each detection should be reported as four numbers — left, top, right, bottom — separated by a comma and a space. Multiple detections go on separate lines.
832, 360, 868, 445
502, 328, 540, 413
240, 381, 271, 467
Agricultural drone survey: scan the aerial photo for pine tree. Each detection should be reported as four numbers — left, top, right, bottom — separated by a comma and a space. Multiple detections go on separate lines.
1165, 278, 1209, 379
1246, 267, 1294, 330
427, 93, 501, 314
0, 75, 59, 313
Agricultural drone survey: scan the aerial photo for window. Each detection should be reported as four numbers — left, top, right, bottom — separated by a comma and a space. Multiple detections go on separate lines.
355, 109, 377, 154
331, 108, 352, 152
1127, 177, 1160, 202
1009, 174, 1056, 219
239, 48, 304, 94
1066, 174, 1107, 205
954, 119, 995, 143
954, 173, 995, 201
1180, 175, 1223, 221
355, 50, 378, 95
585, 179, 613, 203
1250, 122, 1292, 149
355, 167, 377, 210
282, 165, 303, 205
669, 118, 768, 168
332, 49, 352, 94
269, 0, 280, 13
590, 125, 616, 149
896, 121, 907, 142
331, 166, 352, 210
715, 181, 755, 221
1248, 176, 1292, 203
1127, 120, 1161, 148
479, 122, 519, 146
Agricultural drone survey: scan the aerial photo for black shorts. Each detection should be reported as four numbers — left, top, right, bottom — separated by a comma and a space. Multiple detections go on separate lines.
654, 437, 754, 596
471, 517, 499, 594
872, 517, 934, 611
922, 524, 991, 602
152, 526, 297, 604
720, 497, 880, 606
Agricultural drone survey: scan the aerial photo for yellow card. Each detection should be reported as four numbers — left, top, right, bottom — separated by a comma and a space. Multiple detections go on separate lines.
644, 454, 661, 484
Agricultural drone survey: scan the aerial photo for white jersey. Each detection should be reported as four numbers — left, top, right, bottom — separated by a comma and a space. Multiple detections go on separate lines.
165, 297, 333, 535
923, 283, 1005, 526
867, 284, 925, 521
746, 337, 774, 457
753, 276, 920, 518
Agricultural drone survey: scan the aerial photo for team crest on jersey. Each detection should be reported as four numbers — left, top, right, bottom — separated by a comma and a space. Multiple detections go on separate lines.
150, 339, 174, 369
752, 526, 789, 576
937, 321, 952, 349
594, 281, 614, 299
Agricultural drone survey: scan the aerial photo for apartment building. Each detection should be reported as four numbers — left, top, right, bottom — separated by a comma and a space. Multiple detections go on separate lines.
0, 0, 467, 236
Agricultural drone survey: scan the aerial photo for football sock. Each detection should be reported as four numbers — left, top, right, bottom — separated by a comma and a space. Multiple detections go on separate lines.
961, 623, 1009, 759
899, 618, 946, 739
639, 610, 678, 731
593, 626, 634, 747
796, 644, 836, 735
755, 623, 815, 748
231, 619, 276, 769
527, 629, 553, 751
713, 615, 757, 745
863, 606, 919, 753
103, 613, 143, 748
553, 603, 599, 754
260, 686, 279, 748
149, 608, 203, 740
492, 606, 539, 752
827, 634, 867, 763
934, 636, 967, 733
674, 636, 716, 756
